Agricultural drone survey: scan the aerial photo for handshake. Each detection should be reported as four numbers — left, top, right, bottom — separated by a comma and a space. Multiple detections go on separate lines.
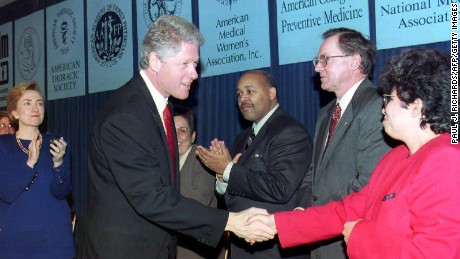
225, 207, 278, 244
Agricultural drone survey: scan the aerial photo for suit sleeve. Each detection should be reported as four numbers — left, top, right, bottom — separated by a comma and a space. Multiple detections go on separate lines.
347, 148, 460, 258
50, 137, 72, 200
0, 155, 37, 204
99, 112, 228, 247
228, 123, 312, 204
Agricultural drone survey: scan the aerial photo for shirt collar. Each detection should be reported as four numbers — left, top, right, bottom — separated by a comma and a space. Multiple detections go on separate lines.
337, 78, 364, 116
252, 103, 279, 135
140, 70, 168, 117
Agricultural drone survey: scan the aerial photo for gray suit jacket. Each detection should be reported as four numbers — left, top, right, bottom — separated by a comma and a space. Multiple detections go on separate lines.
225, 107, 313, 259
298, 79, 393, 259
177, 144, 222, 259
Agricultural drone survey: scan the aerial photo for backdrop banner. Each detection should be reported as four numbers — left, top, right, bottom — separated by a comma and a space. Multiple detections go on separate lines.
198, 0, 271, 77
46, 0, 86, 100
0, 22, 13, 107
87, 0, 133, 93
14, 10, 45, 93
277, 0, 370, 65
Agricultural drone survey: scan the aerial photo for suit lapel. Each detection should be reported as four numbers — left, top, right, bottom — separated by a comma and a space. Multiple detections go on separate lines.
312, 103, 334, 175
316, 79, 373, 175
320, 105, 353, 168
180, 145, 197, 188
135, 75, 178, 187
238, 107, 281, 164
236, 127, 253, 164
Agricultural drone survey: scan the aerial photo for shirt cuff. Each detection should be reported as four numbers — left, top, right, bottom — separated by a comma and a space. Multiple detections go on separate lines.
215, 179, 228, 194
223, 161, 234, 182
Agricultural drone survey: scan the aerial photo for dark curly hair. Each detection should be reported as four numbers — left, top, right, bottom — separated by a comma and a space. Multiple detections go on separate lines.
379, 49, 450, 134
173, 104, 195, 135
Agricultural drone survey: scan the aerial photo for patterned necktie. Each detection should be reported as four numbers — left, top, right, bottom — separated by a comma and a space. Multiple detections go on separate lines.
324, 102, 342, 153
245, 128, 255, 151
163, 104, 176, 185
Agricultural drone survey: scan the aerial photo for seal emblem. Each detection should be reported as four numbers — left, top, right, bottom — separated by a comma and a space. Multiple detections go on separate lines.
90, 4, 128, 68
51, 8, 77, 55
17, 27, 41, 80
143, 0, 182, 27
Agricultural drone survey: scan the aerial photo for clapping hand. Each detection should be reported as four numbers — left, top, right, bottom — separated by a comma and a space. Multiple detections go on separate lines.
50, 137, 67, 168
196, 139, 233, 175
26, 131, 42, 168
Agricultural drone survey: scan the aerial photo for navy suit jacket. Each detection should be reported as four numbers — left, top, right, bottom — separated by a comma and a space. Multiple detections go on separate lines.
225, 107, 313, 258
77, 74, 228, 259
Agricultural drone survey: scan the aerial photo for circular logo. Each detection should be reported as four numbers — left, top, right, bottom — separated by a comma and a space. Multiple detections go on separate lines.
17, 27, 41, 80
51, 8, 77, 55
91, 4, 128, 68
143, 0, 183, 27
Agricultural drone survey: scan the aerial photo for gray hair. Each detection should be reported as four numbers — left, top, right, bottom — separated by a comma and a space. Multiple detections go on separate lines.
323, 27, 376, 75
140, 15, 204, 69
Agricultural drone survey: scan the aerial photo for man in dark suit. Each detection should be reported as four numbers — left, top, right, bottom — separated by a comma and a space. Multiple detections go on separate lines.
296, 28, 393, 259
76, 15, 275, 259
197, 70, 313, 258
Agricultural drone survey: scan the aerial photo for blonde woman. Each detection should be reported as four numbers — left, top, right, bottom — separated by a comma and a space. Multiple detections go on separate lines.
0, 81, 74, 258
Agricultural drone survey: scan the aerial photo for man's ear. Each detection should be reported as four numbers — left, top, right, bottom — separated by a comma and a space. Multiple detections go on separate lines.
269, 87, 277, 100
149, 52, 162, 72
350, 54, 362, 71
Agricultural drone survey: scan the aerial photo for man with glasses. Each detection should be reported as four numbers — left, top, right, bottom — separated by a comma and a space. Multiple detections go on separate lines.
0, 110, 15, 135
296, 28, 393, 259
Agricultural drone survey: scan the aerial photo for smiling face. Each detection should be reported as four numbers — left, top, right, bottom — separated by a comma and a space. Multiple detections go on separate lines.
149, 41, 199, 100
237, 72, 277, 124
174, 115, 196, 158
382, 90, 413, 141
12, 90, 45, 130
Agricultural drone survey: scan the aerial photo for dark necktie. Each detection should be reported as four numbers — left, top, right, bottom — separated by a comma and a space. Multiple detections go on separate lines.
324, 102, 341, 154
163, 104, 176, 185
245, 128, 255, 151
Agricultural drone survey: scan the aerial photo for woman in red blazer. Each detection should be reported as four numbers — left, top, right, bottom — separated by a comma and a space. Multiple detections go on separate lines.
248, 49, 460, 259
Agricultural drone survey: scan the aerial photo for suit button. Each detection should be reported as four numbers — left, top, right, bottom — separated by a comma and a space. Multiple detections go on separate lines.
312, 195, 318, 201
167, 244, 171, 249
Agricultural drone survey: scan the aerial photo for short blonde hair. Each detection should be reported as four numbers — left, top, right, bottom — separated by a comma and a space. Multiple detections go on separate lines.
7, 81, 45, 122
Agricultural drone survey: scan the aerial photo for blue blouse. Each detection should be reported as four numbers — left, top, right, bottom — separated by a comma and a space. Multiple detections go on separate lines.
0, 133, 74, 259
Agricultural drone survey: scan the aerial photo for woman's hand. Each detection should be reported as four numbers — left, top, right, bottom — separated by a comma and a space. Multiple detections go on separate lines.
26, 131, 42, 168
343, 219, 361, 244
51, 137, 67, 168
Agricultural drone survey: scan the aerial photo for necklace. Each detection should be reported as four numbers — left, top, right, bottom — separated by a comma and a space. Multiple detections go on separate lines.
16, 131, 42, 155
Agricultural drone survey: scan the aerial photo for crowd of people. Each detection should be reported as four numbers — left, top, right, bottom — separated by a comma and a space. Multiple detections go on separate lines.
0, 14, 458, 259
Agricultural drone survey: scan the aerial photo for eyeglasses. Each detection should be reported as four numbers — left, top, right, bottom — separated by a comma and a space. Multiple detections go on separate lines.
0, 123, 12, 129
313, 55, 351, 67
382, 94, 397, 107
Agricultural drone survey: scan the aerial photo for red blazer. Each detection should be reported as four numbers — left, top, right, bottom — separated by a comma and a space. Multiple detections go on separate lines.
275, 133, 460, 259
